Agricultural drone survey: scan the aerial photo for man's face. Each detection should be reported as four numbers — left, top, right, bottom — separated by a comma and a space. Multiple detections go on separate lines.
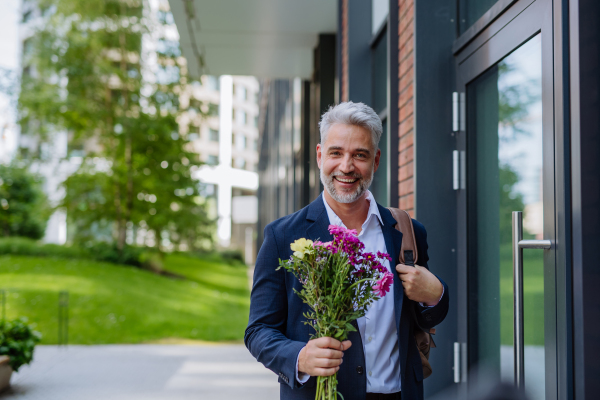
317, 123, 380, 204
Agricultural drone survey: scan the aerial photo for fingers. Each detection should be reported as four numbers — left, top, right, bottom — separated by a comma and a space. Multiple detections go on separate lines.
313, 336, 342, 350
395, 263, 412, 275
299, 337, 352, 377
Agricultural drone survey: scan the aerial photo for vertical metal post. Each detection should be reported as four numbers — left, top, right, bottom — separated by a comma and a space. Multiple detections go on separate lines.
453, 150, 460, 190
452, 92, 460, 132
512, 211, 525, 388
58, 291, 69, 346
1, 289, 5, 323
453, 342, 461, 383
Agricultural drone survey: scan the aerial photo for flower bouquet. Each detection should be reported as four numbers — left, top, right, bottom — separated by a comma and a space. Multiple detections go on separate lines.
277, 225, 394, 400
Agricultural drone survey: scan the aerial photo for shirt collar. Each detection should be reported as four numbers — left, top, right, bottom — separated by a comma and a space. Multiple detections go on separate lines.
322, 190, 384, 229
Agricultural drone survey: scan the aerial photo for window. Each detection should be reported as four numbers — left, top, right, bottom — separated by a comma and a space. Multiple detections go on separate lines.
207, 155, 219, 166
157, 10, 175, 25
209, 129, 219, 142
22, 9, 33, 23
206, 76, 220, 91
371, 0, 389, 35
156, 40, 181, 57
236, 110, 247, 126
22, 38, 35, 59
236, 134, 246, 150
237, 85, 247, 101
156, 65, 180, 85
369, 10, 389, 207
188, 125, 199, 141
458, 0, 499, 35
234, 157, 246, 169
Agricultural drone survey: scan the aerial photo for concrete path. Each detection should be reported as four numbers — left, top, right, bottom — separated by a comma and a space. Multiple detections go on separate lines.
1, 345, 279, 400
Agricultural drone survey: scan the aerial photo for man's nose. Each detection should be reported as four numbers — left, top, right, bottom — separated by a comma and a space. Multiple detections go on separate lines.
339, 155, 355, 173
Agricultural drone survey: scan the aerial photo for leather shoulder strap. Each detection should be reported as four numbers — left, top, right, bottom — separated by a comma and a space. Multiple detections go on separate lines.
387, 207, 418, 265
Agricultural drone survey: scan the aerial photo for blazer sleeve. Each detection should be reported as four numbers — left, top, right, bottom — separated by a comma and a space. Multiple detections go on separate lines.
244, 224, 307, 389
411, 219, 450, 330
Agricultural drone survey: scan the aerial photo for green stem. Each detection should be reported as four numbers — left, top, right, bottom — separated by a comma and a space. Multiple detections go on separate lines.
346, 277, 377, 293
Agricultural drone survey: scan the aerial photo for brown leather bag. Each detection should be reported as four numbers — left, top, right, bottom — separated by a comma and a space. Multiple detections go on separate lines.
387, 207, 436, 379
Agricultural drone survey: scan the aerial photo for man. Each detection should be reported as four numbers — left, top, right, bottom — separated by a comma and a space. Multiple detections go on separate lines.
245, 102, 449, 400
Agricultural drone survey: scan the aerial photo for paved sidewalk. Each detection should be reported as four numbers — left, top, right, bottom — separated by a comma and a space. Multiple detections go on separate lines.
1, 345, 279, 400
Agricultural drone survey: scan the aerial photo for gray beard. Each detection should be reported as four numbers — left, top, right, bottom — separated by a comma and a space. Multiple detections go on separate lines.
320, 167, 374, 204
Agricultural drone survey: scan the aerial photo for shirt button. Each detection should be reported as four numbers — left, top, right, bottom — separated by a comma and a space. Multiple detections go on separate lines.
356, 366, 364, 374
368, 336, 372, 342
369, 371, 372, 377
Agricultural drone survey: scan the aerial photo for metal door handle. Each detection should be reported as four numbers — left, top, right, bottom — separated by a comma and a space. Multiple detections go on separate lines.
512, 211, 551, 389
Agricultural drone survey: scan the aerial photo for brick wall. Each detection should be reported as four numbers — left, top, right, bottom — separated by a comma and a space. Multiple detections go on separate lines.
341, 0, 349, 102
397, 0, 415, 216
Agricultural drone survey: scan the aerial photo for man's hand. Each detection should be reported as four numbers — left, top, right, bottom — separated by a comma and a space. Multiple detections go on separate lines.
298, 337, 352, 377
396, 264, 443, 306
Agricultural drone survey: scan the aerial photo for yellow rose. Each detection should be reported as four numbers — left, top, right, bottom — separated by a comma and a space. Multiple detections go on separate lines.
290, 238, 313, 259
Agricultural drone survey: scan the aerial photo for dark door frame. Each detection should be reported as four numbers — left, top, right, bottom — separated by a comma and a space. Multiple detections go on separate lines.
453, 0, 571, 398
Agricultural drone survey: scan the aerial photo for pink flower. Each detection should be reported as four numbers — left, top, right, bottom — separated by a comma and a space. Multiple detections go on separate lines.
373, 272, 394, 297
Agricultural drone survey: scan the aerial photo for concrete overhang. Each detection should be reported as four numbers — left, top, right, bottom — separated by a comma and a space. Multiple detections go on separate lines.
169, 0, 337, 79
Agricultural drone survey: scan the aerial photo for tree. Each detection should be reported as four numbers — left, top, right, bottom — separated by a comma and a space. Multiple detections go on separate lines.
18, 0, 214, 250
0, 163, 50, 239
498, 164, 525, 244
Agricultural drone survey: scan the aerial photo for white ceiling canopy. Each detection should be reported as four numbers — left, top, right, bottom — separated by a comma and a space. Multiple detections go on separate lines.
169, 0, 337, 79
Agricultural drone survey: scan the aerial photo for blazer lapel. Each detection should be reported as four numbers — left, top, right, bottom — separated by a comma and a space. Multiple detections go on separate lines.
306, 193, 334, 243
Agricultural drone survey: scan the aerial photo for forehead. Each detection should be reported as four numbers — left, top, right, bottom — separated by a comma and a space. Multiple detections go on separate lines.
323, 123, 373, 149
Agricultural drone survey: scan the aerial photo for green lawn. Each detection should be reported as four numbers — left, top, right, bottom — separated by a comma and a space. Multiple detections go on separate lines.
0, 254, 250, 344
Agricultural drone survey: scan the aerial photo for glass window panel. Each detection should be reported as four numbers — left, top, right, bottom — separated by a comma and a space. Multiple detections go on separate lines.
370, 119, 388, 207
458, 0, 499, 35
372, 0, 389, 35
371, 30, 388, 114
466, 34, 543, 399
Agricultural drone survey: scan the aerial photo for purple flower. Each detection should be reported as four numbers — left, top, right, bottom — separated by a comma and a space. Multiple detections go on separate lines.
373, 272, 394, 297
352, 268, 365, 277
377, 251, 392, 262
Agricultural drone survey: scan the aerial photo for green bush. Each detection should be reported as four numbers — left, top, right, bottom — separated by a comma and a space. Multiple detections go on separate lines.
0, 317, 42, 372
0, 163, 50, 239
0, 237, 163, 271
218, 249, 246, 266
0, 237, 87, 258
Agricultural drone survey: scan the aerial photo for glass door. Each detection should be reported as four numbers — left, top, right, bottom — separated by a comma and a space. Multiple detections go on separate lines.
467, 34, 545, 398
454, 0, 557, 398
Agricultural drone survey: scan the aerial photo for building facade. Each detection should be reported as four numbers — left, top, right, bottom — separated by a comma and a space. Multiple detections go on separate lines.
183, 74, 260, 260
172, 0, 600, 398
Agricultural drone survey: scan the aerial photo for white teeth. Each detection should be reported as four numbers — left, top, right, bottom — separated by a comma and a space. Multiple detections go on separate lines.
336, 177, 358, 183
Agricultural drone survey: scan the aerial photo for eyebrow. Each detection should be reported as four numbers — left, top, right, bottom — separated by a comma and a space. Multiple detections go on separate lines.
327, 146, 371, 155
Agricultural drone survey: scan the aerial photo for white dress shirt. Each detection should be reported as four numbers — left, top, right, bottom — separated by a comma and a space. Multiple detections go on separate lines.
296, 190, 400, 393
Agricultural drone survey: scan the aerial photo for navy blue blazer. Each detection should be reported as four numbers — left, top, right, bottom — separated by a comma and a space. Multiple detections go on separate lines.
245, 194, 449, 400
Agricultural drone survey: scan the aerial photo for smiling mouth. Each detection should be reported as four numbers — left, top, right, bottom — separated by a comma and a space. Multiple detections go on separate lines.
334, 176, 359, 184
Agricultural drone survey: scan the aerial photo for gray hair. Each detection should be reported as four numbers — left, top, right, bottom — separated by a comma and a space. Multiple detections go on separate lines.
318, 102, 383, 149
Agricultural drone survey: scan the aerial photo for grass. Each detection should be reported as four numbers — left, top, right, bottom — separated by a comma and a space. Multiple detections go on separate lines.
0, 253, 250, 344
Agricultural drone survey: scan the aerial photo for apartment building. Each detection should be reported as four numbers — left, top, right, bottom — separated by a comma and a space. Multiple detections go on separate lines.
179, 73, 260, 259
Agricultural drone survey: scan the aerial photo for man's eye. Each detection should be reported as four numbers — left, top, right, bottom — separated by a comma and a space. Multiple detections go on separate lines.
331, 151, 341, 156
356, 153, 366, 158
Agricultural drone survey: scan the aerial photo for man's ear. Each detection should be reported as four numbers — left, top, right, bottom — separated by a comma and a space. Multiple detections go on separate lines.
373, 148, 381, 173
316, 143, 322, 169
